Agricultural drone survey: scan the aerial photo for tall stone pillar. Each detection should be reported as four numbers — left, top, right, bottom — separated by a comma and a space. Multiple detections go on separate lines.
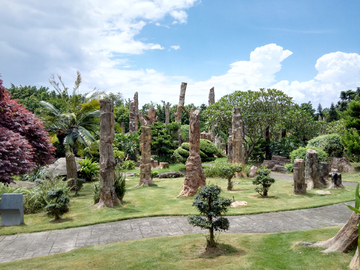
293, 159, 306, 194
174, 82, 187, 144
319, 162, 330, 186
231, 108, 244, 165
178, 109, 206, 197
305, 149, 323, 190
96, 98, 120, 208
208, 87, 215, 105
138, 126, 154, 186
134, 92, 139, 132
165, 102, 170, 124
129, 102, 136, 133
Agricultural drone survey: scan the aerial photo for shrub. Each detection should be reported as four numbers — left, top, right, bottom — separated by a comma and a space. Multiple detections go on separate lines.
218, 164, 242, 191
285, 163, 294, 173
203, 163, 223, 178
307, 134, 344, 158
289, 147, 328, 163
151, 171, 159, 179
78, 158, 99, 182
45, 188, 70, 221
174, 139, 223, 163
121, 160, 136, 170
252, 167, 275, 197
341, 129, 360, 162
188, 185, 231, 248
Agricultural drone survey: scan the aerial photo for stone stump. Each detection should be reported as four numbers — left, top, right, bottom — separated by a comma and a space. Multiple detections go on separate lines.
159, 162, 169, 169
319, 162, 330, 186
294, 158, 307, 194
151, 159, 159, 169
96, 98, 120, 208
178, 109, 206, 197
329, 169, 345, 189
139, 107, 158, 126
129, 102, 136, 133
305, 149, 323, 190
138, 126, 154, 186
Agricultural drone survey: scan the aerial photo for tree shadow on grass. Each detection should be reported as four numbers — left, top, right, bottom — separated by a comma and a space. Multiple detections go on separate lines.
198, 243, 246, 259
49, 217, 73, 223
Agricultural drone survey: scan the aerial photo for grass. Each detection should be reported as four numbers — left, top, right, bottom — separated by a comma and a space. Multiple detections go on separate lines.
0, 176, 355, 236
0, 226, 354, 269
341, 163, 360, 183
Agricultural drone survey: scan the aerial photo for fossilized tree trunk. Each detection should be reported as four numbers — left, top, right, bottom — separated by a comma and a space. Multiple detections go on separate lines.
65, 149, 77, 188
174, 82, 187, 144
208, 87, 215, 105
129, 102, 136, 133
165, 102, 170, 124
96, 98, 120, 208
138, 126, 154, 186
318, 162, 330, 186
293, 159, 306, 194
329, 169, 345, 189
134, 92, 139, 132
231, 108, 246, 177
305, 149, 323, 190
139, 108, 158, 126
312, 211, 360, 269
121, 122, 125, 134
178, 109, 206, 197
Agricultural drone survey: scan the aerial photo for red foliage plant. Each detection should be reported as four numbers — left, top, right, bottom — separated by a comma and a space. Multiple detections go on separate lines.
0, 75, 55, 184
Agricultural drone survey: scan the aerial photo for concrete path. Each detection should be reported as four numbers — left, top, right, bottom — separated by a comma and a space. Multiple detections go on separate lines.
0, 173, 356, 264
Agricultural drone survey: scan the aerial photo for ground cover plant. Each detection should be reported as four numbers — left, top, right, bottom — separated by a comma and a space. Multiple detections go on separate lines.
0, 227, 354, 270
0, 176, 355, 236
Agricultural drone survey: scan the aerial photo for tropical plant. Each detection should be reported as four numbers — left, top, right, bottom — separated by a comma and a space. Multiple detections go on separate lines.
252, 167, 275, 197
188, 185, 231, 248
39, 71, 101, 186
114, 133, 139, 161
0, 76, 55, 184
78, 158, 99, 182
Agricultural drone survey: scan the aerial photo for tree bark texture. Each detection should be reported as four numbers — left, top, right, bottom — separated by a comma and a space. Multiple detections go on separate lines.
65, 150, 77, 188
305, 149, 324, 190
231, 108, 246, 177
165, 102, 170, 124
349, 247, 359, 270
129, 102, 136, 133
96, 98, 120, 208
139, 108, 158, 127
121, 122, 125, 134
293, 158, 306, 194
329, 170, 345, 189
178, 109, 206, 197
138, 126, 154, 186
134, 92, 139, 132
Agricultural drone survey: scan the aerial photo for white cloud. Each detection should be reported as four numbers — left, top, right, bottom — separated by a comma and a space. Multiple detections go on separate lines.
273, 52, 360, 106
170, 45, 181, 50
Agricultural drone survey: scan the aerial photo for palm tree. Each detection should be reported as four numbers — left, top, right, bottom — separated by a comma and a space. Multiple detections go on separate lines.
40, 71, 101, 187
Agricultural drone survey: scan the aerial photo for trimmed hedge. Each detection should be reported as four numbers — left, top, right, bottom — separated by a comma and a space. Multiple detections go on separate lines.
289, 146, 328, 163
307, 134, 344, 158
174, 139, 223, 163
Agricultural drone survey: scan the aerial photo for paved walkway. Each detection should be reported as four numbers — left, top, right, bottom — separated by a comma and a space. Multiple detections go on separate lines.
0, 173, 356, 264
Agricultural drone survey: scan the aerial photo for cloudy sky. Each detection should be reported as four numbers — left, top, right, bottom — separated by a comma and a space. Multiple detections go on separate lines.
1, 0, 360, 108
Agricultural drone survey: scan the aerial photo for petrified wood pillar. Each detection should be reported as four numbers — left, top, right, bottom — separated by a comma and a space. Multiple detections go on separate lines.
231, 108, 246, 177
139, 108, 158, 126
293, 159, 306, 194
96, 98, 120, 208
178, 109, 206, 197
129, 102, 136, 133
174, 82, 187, 144
305, 149, 323, 190
329, 169, 345, 189
121, 122, 125, 134
208, 87, 215, 105
138, 126, 154, 186
165, 102, 170, 124
134, 92, 139, 132
318, 162, 330, 186
227, 135, 233, 163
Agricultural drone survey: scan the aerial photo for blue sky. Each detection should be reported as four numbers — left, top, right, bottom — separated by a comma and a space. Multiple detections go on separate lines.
1, 0, 360, 108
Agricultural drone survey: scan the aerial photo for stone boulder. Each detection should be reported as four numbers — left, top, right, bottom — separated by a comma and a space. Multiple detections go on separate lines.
261, 155, 290, 173
157, 172, 184, 178
331, 157, 354, 173
248, 166, 258, 177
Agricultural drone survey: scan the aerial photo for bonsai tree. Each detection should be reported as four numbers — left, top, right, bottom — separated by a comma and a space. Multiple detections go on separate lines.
219, 164, 242, 190
188, 185, 231, 248
45, 188, 70, 221
252, 167, 275, 197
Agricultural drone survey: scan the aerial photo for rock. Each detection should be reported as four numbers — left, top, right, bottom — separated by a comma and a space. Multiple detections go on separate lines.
159, 162, 169, 169
231, 201, 248, 207
305, 149, 324, 190
151, 159, 159, 169
329, 169, 345, 189
157, 172, 184, 178
123, 172, 138, 177
272, 164, 287, 174
293, 159, 306, 195
248, 166, 258, 177
319, 162, 330, 186
42, 157, 81, 176
316, 190, 331, 195
261, 155, 290, 170
331, 157, 354, 173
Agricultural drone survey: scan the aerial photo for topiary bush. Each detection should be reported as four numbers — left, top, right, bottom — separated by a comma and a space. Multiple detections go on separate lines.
252, 167, 275, 197
188, 185, 231, 248
219, 164, 242, 190
307, 134, 344, 158
174, 139, 224, 163
45, 188, 70, 221
289, 147, 328, 163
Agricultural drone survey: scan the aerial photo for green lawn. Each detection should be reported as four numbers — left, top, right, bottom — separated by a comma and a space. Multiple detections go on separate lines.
341, 163, 360, 183
0, 227, 353, 270
0, 175, 355, 236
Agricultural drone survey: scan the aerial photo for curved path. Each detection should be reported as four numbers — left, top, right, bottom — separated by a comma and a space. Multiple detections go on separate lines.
0, 173, 356, 264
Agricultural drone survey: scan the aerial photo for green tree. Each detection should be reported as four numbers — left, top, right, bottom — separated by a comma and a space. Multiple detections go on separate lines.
203, 89, 293, 162
150, 122, 179, 162
40, 72, 101, 187
327, 102, 340, 122
300, 101, 316, 120
188, 185, 231, 248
